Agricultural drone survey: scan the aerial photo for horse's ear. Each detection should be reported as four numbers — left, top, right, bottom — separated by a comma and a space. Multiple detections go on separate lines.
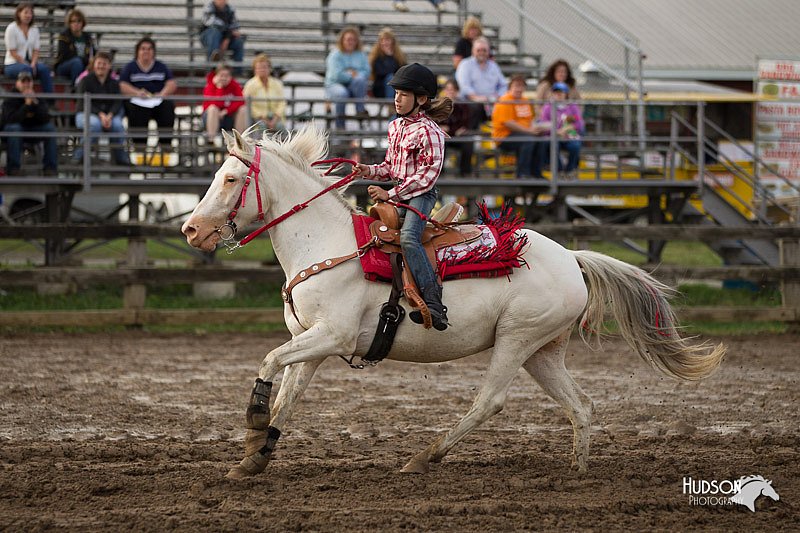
222, 130, 234, 151
232, 129, 254, 157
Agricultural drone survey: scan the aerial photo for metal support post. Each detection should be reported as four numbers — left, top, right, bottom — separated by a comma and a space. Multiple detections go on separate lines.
623, 47, 631, 137
82, 92, 91, 189
636, 50, 647, 156
518, 0, 525, 57
696, 102, 705, 196
187, 0, 195, 63
549, 97, 559, 195
668, 113, 678, 180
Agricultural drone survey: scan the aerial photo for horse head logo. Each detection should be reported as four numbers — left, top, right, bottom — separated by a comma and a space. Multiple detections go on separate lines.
729, 475, 780, 512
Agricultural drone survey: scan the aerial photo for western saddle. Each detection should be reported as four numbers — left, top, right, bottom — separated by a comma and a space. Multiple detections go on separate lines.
368, 201, 483, 329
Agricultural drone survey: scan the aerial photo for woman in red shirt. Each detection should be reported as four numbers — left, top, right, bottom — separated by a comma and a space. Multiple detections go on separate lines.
202, 63, 246, 143
355, 63, 453, 330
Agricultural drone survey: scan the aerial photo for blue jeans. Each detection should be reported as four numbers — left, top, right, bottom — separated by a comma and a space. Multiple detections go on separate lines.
199, 27, 245, 62
498, 131, 545, 178
3, 122, 58, 171
4, 62, 53, 93
55, 56, 86, 84
325, 76, 368, 128
74, 112, 129, 164
543, 139, 582, 172
399, 188, 438, 292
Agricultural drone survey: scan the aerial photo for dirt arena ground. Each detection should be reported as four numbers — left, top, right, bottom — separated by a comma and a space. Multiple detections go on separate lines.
0, 330, 797, 531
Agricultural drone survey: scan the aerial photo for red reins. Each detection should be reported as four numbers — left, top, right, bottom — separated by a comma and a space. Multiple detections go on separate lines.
219, 148, 444, 253
219, 149, 360, 253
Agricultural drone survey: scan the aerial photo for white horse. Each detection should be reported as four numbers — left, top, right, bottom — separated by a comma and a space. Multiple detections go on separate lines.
181, 126, 725, 480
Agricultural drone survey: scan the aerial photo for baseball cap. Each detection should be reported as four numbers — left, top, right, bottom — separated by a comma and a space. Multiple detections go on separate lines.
17, 71, 33, 81
552, 81, 570, 93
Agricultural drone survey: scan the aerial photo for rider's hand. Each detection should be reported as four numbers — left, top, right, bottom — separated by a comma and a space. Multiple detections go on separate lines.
368, 185, 389, 202
354, 163, 370, 177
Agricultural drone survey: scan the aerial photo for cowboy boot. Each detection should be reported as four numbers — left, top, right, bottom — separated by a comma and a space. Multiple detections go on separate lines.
410, 284, 449, 331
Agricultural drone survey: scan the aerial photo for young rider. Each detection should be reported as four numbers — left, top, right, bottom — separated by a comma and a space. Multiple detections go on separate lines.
355, 63, 453, 330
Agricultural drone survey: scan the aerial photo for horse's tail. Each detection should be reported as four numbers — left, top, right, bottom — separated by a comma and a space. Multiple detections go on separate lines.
572, 250, 725, 381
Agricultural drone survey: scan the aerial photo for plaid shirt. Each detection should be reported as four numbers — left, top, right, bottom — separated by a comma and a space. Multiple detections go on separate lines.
365, 112, 445, 201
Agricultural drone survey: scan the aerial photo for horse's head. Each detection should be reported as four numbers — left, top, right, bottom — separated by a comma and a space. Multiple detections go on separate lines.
731, 475, 780, 511
182, 129, 260, 252
760, 479, 780, 501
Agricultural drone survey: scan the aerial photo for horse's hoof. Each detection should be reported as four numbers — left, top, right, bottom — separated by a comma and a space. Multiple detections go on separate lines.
226, 453, 270, 479
225, 465, 252, 480
400, 455, 430, 474
571, 458, 588, 475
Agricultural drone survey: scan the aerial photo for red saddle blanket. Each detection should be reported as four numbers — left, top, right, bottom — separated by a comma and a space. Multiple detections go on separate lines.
352, 204, 529, 283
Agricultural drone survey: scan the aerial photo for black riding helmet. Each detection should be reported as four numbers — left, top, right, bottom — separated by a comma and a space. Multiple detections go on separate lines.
388, 63, 438, 98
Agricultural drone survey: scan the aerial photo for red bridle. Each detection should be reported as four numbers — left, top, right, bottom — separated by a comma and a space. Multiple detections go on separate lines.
217, 145, 360, 253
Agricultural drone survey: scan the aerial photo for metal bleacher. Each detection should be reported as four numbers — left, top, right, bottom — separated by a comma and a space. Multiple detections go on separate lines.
2, 0, 739, 260
0, 0, 541, 185
66, 0, 538, 78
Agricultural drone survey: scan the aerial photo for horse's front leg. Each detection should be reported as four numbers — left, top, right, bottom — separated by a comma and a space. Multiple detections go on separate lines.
226, 323, 355, 479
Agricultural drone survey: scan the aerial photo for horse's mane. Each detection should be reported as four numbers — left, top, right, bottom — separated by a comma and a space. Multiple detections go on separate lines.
739, 475, 768, 485
239, 124, 357, 213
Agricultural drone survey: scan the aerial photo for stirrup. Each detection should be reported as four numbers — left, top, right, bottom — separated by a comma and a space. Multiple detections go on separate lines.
410, 305, 448, 331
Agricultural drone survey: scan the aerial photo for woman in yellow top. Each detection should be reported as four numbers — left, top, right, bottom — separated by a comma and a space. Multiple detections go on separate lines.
242, 53, 287, 134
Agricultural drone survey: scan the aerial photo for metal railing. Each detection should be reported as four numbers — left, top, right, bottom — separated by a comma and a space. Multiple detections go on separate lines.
669, 110, 800, 225
0, 93, 770, 217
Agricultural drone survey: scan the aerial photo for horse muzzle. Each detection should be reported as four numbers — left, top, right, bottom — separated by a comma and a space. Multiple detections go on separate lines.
181, 218, 223, 252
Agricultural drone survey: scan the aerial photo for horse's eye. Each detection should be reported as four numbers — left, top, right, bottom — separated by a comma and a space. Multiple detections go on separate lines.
226, 176, 236, 183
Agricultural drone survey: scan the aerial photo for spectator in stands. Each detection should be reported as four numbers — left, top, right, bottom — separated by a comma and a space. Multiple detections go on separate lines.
199, 0, 244, 64
242, 53, 286, 135
74, 51, 129, 165
392, 0, 450, 12
1, 71, 58, 175
535, 59, 581, 114
3, 2, 54, 93
368, 27, 407, 101
439, 78, 474, 176
75, 51, 120, 87
202, 63, 246, 143
452, 16, 483, 70
538, 81, 584, 179
53, 8, 97, 84
324, 26, 370, 129
455, 37, 506, 129
119, 37, 177, 155
491, 74, 546, 179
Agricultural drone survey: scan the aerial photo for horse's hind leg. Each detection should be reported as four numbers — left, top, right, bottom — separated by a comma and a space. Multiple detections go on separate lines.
522, 329, 594, 473
401, 339, 537, 474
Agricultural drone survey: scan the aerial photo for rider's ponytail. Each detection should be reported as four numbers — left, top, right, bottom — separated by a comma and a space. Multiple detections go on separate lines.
422, 96, 453, 123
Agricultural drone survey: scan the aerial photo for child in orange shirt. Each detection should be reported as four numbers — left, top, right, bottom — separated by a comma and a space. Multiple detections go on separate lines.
490, 74, 547, 178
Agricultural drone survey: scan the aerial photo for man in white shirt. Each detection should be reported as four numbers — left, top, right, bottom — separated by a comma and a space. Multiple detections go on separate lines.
454, 37, 507, 128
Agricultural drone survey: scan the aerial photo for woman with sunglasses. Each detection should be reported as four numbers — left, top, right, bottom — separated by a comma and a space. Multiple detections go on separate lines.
53, 8, 97, 84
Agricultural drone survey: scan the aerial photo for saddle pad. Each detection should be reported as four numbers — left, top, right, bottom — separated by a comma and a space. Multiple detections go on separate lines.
352, 214, 520, 282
